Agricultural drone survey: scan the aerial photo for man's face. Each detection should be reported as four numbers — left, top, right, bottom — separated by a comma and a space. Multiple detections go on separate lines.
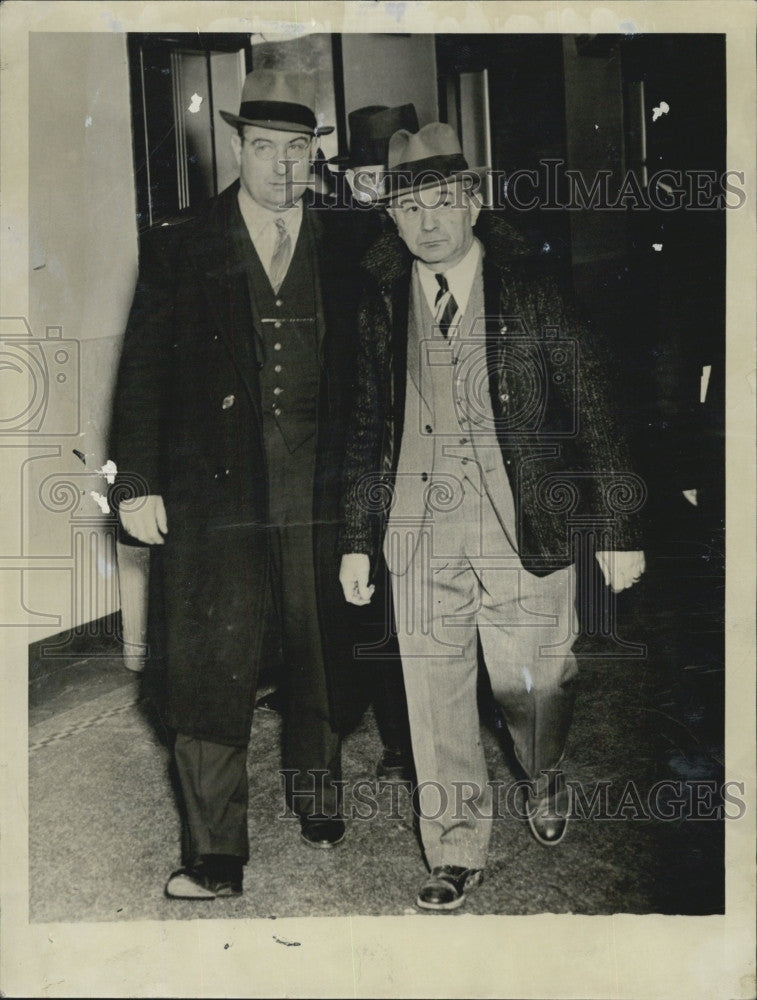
345, 164, 384, 204
231, 125, 314, 211
388, 181, 481, 270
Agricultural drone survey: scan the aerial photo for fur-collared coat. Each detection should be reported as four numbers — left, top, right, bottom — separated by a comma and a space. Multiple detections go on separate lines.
339, 211, 644, 574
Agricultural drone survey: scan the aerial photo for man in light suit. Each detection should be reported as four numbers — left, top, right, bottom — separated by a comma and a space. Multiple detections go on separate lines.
111, 71, 372, 899
339, 123, 646, 910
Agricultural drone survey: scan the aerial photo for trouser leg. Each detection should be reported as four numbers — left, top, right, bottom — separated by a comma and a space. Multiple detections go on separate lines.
391, 532, 491, 871
475, 562, 579, 782
276, 524, 342, 818
173, 734, 250, 863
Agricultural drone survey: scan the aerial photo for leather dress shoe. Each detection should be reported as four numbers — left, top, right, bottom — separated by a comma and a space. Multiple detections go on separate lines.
525, 772, 569, 846
254, 688, 286, 714
416, 865, 483, 911
300, 814, 346, 849
376, 746, 413, 783
165, 858, 243, 899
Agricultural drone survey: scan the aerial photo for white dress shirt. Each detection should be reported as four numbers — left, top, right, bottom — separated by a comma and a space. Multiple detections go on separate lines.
237, 185, 303, 284
415, 238, 483, 322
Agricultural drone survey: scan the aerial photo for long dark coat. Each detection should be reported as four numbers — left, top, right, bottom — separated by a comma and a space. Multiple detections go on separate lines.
110, 182, 369, 746
339, 211, 645, 573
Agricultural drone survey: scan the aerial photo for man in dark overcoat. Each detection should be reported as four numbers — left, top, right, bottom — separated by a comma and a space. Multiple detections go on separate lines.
110, 71, 371, 898
339, 124, 646, 911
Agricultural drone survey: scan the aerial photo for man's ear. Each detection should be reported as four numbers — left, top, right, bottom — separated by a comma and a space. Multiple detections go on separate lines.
230, 133, 242, 167
465, 186, 483, 227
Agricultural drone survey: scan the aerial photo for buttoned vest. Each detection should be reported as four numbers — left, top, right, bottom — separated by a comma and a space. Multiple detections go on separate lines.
386, 256, 518, 574
245, 221, 320, 453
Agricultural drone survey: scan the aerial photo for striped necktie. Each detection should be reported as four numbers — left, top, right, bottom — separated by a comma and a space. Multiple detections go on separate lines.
269, 217, 292, 293
434, 272, 459, 339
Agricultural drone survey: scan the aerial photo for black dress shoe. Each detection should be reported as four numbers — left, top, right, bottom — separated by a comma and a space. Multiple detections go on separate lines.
300, 814, 346, 849
525, 772, 569, 846
416, 865, 483, 911
165, 858, 243, 899
376, 746, 413, 783
255, 688, 286, 714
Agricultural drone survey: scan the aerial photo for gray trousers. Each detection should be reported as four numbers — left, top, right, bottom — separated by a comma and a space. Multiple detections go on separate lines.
388, 467, 578, 870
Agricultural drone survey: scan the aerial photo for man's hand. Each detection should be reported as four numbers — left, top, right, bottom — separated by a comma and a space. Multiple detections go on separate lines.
595, 550, 645, 593
119, 494, 168, 546
339, 553, 375, 606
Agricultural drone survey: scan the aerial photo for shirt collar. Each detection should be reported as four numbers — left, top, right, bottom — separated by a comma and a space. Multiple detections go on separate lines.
416, 238, 482, 316
237, 184, 303, 241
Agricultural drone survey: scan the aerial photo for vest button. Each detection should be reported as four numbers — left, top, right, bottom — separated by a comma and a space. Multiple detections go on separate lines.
274, 342, 282, 351
273, 387, 282, 396
421, 472, 428, 482
221, 394, 235, 410
274, 364, 282, 373
275, 299, 283, 307
459, 437, 468, 445
274, 407, 282, 417
274, 321, 282, 329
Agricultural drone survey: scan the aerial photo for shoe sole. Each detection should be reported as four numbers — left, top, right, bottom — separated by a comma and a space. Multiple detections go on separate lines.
415, 893, 467, 911
415, 872, 483, 911
300, 832, 345, 849
165, 874, 217, 899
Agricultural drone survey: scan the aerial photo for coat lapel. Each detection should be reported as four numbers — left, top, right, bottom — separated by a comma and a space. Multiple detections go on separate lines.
187, 183, 263, 415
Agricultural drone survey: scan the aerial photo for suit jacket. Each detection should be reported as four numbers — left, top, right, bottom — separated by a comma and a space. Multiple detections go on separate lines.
339, 212, 645, 576
110, 181, 369, 744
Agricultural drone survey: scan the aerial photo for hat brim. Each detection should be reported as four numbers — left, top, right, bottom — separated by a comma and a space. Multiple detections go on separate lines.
378, 167, 485, 203
219, 109, 334, 136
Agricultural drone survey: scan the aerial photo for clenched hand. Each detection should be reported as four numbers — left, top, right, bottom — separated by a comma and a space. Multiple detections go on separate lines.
119, 494, 168, 546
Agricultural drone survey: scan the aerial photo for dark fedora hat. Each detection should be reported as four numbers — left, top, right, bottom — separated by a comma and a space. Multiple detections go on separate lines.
219, 69, 334, 136
380, 122, 482, 201
328, 103, 419, 169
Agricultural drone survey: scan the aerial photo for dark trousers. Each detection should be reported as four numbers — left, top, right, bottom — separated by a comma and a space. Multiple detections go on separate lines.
172, 419, 341, 862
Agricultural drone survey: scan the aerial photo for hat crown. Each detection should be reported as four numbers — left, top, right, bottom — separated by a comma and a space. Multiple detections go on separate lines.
239, 69, 315, 110
387, 122, 465, 170
348, 103, 419, 144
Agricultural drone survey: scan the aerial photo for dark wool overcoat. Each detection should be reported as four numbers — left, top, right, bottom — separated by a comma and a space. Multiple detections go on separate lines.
110, 182, 369, 746
339, 211, 645, 574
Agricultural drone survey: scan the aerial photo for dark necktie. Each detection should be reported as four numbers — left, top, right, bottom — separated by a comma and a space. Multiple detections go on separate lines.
269, 217, 292, 293
434, 272, 459, 339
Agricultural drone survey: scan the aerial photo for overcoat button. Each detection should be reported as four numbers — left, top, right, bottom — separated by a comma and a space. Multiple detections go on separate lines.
425, 424, 433, 434
421, 472, 428, 482
222, 394, 235, 409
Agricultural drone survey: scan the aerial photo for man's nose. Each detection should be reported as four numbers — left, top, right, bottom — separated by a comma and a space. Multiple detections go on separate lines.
272, 153, 289, 175
420, 209, 439, 231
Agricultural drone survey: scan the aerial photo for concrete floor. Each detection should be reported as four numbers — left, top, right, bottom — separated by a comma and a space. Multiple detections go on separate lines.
28, 555, 725, 923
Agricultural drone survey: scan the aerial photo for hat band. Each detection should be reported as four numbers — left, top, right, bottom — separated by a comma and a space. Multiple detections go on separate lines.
238, 100, 317, 132
384, 153, 470, 194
